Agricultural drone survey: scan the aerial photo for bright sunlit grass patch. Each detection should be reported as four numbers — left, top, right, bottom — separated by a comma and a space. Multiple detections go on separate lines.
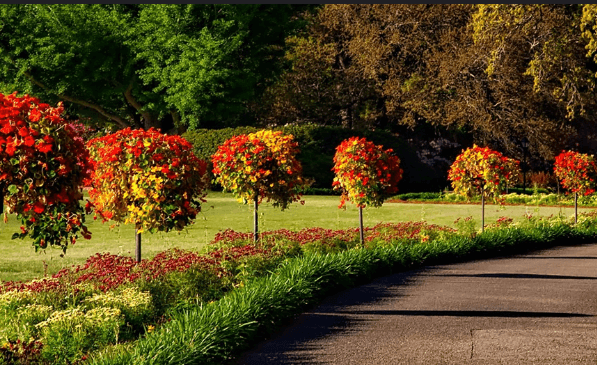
0, 191, 591, 282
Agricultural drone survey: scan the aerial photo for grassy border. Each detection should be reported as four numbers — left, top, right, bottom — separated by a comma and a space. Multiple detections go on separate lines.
87, 223, 597, 365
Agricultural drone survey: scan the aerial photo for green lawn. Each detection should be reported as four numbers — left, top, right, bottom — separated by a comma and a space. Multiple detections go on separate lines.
0, 191, 591, 282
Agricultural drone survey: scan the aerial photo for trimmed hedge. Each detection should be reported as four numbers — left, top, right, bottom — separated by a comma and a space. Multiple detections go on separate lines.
183, 125, 444, 193
88, 222, 597, 365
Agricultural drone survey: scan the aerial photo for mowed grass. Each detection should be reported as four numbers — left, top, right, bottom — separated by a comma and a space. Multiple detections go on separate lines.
0, 191, 592, 282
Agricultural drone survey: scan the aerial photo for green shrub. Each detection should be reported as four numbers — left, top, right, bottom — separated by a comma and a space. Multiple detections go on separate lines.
137, 268, 229, 320
0, 304, 53, 344
37, 307, 122, 364
83, 287, 153, 340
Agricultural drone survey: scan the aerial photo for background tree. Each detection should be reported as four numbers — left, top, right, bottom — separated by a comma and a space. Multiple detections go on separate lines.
0, 4, 311, 132
256, 4, 471, 132
257, 4, 597, 166
0, 92, 92, 253
87, 128, 209, 262
211, 130, 309, 242
332, 137, 403, 244
460, 4, 597, 160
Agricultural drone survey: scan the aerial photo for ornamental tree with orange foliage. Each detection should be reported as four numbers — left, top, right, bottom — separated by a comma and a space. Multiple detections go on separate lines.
0, 92, 93, 253
332, 137, 403, 244
448, 144, 520, 231
212, 129, 309, 241
448, 145, 520, 201
87, 128, 209, 261
332, 137, 403, 209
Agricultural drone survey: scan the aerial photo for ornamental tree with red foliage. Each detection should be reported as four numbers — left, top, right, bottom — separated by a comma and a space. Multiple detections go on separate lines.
553, 150, 597, 196
86, 128, 209, 261
332, 137, 403, 244
332, 136, 403, 209
448, 144, 520, 200
553, 150, 597, 223
212, 129, 309, 241
0, 92, 92, 252
448, 144, 520, 231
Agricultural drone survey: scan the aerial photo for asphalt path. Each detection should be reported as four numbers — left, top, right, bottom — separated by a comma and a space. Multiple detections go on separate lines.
234, 243, 597, 364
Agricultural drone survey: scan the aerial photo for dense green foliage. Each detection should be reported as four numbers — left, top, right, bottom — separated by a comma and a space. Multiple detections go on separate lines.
0, 4, 310, 131
184, 125, 443, 192
393, 191, 597, 207
3, 4, 597, 167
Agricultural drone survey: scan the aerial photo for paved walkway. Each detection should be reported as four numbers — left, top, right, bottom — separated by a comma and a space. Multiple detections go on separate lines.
234, 244, 597, 364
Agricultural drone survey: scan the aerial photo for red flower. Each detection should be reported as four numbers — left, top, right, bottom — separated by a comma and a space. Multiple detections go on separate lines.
0, 124, 14, 134
33, 201, 45, 214
18, 127, 29, 137
28, 108, 41, 122
23, 135, 35, 147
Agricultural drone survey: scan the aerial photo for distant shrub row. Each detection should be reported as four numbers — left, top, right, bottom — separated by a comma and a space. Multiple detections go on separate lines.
183, 125, 445, 193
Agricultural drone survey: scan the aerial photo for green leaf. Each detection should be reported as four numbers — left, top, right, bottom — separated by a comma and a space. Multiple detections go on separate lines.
7, 185, 17, 195
11, 233, 20, 240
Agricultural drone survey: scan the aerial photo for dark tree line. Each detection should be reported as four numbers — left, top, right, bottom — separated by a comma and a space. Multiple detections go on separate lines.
2, 4, 597, 163
255, 4, 597, 163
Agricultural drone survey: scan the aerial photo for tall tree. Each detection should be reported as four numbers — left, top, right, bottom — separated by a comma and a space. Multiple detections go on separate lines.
460, 4, 596, 159
0, 4, 307, 132
256, 4, 472, 131
258, 4, 597, 162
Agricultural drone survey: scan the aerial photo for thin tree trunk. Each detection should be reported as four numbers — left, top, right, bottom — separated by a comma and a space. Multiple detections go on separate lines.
135, 228, 142, 263
481, 188, 485, 233
359, 206, 364, 245
574, 192, 578, 224
254, 194, 259, 242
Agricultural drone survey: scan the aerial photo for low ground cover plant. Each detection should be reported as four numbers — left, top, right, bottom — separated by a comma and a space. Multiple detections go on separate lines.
392, 190, 597, 207
2, 211, 596, 364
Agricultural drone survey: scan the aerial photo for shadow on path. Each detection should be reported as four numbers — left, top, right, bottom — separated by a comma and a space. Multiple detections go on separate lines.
333, 309, 593, 318
429, 273, 597, 280
231, 271, 419, 365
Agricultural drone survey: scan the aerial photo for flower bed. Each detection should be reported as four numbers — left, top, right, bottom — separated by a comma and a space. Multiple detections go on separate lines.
90, 211, 597, 365
0, 221, 456, 364
2, 212, 596, 364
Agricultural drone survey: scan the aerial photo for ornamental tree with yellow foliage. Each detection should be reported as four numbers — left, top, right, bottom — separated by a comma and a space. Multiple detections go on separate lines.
211, 129, 309, 241
87, 128, 209, 261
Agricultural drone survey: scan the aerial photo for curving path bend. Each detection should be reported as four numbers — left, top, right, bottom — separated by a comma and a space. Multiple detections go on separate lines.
234, 243, 597, 365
